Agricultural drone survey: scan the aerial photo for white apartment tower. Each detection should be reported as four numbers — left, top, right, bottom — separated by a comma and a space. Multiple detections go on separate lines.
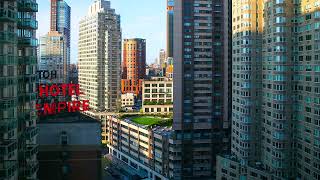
78, 0, 121, 112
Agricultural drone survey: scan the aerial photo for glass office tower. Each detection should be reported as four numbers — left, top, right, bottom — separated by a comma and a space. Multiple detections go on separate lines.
166, 0, 174, 58
50, 0, 70, 47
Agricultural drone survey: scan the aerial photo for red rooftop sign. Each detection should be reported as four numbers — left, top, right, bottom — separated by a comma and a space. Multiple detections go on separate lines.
36, 83, 90, 116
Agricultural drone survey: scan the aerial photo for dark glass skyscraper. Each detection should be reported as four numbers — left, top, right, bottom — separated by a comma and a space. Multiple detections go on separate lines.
50, 0, 70, 47
166, 0, 174, 58
172, 0, 231, 179
0, 0, 39, 179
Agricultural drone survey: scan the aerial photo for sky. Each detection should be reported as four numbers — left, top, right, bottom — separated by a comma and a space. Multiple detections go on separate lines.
37, 0, 166, 64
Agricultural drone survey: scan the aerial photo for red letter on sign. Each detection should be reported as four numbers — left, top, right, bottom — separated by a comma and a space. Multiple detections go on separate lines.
43, 102, 56, 115
50, 84, 60, 97
82, 100, 90, 111
39, 85, 49, 97
58, 101, 67, 113
60, 84, 68, 97
68, 84, 76, 96
75, 84, 81, 96
72, 101, 81, 112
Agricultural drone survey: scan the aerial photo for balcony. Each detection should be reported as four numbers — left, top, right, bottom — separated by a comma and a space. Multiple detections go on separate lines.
25, 144, 38, 159
18, 0, 38, 12
24, 127, 38, 140
0, 31, 17, 44
0, 76, 18, 87
18, 37, 38, 47
0, 99, 17, 109
25, 161, 39, 177
0, 118, 17, 132
18, 56, 37, 65
0, 160, 17, 179
0, 55, 17, 65
18, 18, 38, 29
0, 140, 17, 159
0, 8, 17, 22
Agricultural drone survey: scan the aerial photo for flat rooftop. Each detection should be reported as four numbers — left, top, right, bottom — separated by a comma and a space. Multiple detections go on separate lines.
38, 112, 99, 124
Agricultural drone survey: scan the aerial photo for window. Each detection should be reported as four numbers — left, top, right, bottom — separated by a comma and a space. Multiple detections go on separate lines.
276, 0, 284, 4
60, 131, 68, 145
306, 34, 312, 40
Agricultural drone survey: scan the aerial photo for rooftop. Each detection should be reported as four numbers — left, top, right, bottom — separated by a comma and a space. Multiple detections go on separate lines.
119, 114, 173, 128
38, 112, 99, 124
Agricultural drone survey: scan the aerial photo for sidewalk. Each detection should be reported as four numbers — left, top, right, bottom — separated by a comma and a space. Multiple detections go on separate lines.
105, 154, 149, 180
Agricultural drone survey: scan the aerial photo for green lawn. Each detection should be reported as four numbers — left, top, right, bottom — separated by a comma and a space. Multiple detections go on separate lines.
131, 116, 163, 125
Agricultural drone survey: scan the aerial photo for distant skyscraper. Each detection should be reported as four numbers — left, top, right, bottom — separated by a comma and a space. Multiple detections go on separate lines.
50, 0, 70, 47
78, 0, 121, 112
159, 49, 166, 68
165, 57, 173, 78
0, 0, 39, 179
172, 0, 231, 179
121, 38, 146, 96
50, 0, 70, 81
166, 0, 174, 58
39, 31, 68, 84
217, 0, 320, 179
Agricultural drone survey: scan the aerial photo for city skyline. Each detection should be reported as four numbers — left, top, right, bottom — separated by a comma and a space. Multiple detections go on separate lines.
2, 0, 320, 179
37, 0, 166, 64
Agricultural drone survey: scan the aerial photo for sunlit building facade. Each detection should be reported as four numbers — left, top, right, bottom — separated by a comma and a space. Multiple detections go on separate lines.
121, 38, 146, 96
217, 0, 320, 179
78, 0, 121, 112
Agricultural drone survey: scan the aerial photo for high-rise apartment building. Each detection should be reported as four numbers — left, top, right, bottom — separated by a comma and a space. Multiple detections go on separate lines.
39, 31, 68, 84
0, 0, 39, 179
121, 38, 146, 96
172, 0, 231, 179
217, 0, 320, 179
78, 0, 121, 112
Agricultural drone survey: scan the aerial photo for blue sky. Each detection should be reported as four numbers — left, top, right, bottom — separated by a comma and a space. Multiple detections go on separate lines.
38, 0, 166, 64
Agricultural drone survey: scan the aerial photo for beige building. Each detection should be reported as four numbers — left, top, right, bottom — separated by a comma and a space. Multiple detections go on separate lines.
78, 0, 121, 112
121, 93, 135, 110
142, 77, 173, 114
100, 115, 172, 180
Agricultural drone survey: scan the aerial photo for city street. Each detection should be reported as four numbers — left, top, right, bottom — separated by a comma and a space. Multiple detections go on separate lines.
101, 155, 124, 180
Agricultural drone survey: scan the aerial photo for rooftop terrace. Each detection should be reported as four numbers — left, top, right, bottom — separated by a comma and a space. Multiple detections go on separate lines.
119, 114, 173, 127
